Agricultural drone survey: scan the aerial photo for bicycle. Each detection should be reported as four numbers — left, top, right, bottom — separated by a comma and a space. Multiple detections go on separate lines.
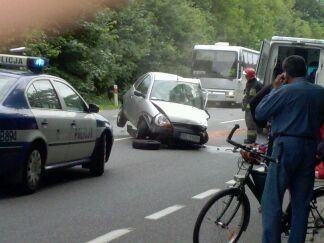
193, 124, 324, 243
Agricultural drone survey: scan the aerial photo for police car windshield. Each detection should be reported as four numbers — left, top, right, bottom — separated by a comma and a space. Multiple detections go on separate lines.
0, 75, 17, 102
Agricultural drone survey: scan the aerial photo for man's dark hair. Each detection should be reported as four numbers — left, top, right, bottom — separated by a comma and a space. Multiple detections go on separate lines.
282, 55, 307, 78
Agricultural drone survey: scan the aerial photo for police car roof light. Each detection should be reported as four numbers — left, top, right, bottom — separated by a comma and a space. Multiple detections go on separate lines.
0, 54, 48, 73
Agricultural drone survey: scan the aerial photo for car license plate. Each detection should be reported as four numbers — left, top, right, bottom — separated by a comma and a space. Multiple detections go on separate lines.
179, 133, 200, 143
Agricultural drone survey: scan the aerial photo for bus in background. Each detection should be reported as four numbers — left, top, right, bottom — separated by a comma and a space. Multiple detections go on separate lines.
191, 42, 259, 106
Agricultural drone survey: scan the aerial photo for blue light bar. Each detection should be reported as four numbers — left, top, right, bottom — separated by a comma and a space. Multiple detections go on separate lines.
0, 54, 48, 73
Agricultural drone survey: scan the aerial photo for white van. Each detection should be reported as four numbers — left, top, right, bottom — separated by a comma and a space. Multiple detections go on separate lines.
257, 36, 324, 87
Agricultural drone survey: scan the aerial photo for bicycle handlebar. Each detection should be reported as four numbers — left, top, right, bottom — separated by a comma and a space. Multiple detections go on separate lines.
226, 124, 276, 163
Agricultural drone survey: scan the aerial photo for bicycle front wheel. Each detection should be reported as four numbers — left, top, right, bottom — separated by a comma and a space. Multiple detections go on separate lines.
193, 188, 250, 243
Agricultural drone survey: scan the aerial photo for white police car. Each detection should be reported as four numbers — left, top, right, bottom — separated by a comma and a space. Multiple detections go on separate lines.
0, 54, 113, 193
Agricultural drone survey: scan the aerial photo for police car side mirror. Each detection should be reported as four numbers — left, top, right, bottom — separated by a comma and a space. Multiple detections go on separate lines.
88, 103, 99, 113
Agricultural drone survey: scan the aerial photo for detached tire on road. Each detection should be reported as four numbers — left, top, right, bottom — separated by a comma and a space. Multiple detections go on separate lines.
132, 139, 161, 150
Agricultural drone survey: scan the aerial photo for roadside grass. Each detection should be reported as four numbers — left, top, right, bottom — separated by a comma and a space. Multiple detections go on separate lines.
86, 95, 119, 110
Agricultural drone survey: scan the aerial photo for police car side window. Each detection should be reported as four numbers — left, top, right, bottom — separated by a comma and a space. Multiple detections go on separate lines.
54, 81, 87, 112
28, 80, 61, 109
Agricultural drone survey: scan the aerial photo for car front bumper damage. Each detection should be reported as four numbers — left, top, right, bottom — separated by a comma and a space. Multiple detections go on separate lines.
149, 122, 208, 145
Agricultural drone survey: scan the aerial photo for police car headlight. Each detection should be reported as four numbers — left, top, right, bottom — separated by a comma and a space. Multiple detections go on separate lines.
154, 114, 172, 128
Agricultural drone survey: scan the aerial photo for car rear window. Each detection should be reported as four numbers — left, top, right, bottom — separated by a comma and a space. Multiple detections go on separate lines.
0, 75, 17, 102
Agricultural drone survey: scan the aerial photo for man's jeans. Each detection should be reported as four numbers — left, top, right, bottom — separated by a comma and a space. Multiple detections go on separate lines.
261, 137, 317, 243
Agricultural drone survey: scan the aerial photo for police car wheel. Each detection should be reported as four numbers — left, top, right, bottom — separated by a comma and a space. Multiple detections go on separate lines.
22, 146, 44, 194
117, 109, 127, 127
90, 133, 106, 176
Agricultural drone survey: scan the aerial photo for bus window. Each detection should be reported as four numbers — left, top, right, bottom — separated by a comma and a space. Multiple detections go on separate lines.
192, 50, 238, 79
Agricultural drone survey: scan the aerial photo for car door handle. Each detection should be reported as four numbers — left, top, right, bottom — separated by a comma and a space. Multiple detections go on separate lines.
71, 121, 77, 127
41, 120, 48, 127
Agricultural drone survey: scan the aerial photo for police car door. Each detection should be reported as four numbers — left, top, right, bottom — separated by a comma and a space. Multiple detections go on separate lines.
26, 79, 70, 164
52, 80, 96, 161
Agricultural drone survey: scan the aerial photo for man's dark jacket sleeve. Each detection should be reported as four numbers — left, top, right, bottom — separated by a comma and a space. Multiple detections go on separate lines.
249, 84, 272, 128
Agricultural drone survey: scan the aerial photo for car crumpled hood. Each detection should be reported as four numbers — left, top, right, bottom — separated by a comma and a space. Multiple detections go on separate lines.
151, 100, 209, 127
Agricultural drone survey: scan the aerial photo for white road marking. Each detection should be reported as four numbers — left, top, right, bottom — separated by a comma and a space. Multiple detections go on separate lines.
85, 228, 134, 243
226, 179, 236, 185
145, 205, 185, 220
220, 118, 244, 124
114, 137, 132, 141
254, 166, 266, 172
192, 189, 221, 199
204, 145, 236, 154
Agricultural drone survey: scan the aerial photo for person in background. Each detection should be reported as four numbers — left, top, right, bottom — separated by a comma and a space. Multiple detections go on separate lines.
242, 67, 263, 144
255, 55, 324, 243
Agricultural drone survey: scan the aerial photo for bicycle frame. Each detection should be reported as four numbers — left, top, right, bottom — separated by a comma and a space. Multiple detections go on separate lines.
232, 162, 265, 204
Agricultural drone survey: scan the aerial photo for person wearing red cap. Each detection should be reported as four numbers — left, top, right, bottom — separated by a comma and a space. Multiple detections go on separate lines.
242, 67, 262, 144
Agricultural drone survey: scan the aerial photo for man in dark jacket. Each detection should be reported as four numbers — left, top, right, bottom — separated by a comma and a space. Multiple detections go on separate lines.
242, 67, 262, 144
255, 55, 324, 243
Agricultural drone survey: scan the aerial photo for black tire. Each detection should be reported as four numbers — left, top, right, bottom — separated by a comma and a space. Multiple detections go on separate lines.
137, 118, 149, 139
90, 133, 107, 176
193, 188, 250, 243
283, 187, 324, 237
20, 145, 44, 194
117, 109, 127, 127
310, 188, 324, 235
132, 139, 161, 150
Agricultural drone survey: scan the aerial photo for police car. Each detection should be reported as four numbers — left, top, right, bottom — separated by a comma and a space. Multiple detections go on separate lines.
0, 54, 113, 193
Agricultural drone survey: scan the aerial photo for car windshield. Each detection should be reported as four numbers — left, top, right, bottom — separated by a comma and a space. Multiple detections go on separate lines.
192, 50, 238, 79
0, 75, 17, 102
150, 79, 204, 109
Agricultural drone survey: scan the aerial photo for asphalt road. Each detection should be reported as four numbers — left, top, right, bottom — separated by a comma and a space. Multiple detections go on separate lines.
0, 106, 289, 243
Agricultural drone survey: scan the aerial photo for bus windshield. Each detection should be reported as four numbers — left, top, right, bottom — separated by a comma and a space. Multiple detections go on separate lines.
192, 50, 238, 79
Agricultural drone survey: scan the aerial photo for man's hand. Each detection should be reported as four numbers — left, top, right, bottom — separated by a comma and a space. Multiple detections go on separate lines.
273, 73, 287, 89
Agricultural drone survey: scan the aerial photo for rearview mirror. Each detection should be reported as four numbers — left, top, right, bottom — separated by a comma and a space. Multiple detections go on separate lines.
88, 103, 99, 113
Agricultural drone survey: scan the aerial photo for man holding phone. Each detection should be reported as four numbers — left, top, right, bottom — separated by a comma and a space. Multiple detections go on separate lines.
255, 55, 324, 243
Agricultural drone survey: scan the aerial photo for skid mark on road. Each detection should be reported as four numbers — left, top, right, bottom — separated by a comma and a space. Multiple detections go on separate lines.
145, 205, 185, 220
86, 228, 134, 243
192, 189, 221, 199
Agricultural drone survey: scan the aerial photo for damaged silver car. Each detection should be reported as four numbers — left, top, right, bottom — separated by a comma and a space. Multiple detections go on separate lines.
117, 72, 209, 145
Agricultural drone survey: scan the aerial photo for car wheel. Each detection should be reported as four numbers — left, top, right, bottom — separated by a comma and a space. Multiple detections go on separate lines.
90, 133, 106, 176
117, 108, 127, 127
137, 119, 149, 139
21, 145, 44, 194
132, 139, 161, 150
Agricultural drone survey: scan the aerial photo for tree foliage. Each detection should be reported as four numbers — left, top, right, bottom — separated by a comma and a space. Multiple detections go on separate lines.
21, 0, 323, 98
